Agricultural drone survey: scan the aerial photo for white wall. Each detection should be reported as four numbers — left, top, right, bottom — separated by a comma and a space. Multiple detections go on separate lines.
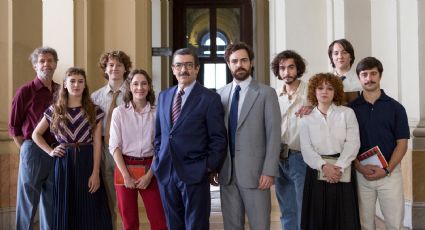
43, 0, 74, 82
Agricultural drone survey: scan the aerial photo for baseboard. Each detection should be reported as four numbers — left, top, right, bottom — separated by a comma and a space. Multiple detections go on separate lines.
0, 207, 15, 230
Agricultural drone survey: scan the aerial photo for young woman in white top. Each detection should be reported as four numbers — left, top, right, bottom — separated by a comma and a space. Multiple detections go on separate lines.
108, 69, 167, 230
300, 73, 361, 230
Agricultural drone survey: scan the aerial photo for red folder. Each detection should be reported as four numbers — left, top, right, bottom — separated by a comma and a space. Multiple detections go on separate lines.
114, 165, 146, 186
357, 146, 388, 168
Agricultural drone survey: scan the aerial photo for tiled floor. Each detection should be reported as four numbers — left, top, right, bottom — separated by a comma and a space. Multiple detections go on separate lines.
123, 185, 397, 230
124, 185, 281, 230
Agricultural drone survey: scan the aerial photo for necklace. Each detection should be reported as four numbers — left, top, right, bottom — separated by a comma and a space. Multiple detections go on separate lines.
287, 91, 295, 101
285, 82, 300, 101
317, 107, 327, 117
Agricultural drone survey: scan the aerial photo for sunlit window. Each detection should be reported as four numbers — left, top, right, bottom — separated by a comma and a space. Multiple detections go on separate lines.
200, 32, 228, 55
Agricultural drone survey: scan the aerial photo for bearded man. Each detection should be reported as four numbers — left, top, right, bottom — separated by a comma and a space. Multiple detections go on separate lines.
216, 42, 281, 229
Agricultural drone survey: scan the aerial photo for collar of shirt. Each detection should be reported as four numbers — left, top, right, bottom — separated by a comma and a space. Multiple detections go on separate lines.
33, 76, 58, 92
126, 101, 153, 114
102, 82, 127, 97
278, 80, 306, 97
352, 89, 390, 106
231, 76, 252, 94
313, 103, 337, 117
175, 80, 196, 107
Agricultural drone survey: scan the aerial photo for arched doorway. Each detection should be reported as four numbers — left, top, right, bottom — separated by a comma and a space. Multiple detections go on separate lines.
173, 0, 253, 90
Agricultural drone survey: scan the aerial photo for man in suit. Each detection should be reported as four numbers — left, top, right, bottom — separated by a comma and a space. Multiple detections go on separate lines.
216, 42, 281, 229
152, 48, 227, 229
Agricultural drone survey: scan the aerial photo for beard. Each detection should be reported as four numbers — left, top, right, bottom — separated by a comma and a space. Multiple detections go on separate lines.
231, 67, 251, 81
282, 75, 297, 84
36, 69, 54, 80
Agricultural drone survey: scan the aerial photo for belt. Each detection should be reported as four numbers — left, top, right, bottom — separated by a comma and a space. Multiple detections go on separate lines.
122, 155, 153, 161
61, 142, 92, 164
288, 149, 301, 154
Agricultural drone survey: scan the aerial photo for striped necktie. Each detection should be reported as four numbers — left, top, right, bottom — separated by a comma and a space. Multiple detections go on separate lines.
172, 89, 185, 124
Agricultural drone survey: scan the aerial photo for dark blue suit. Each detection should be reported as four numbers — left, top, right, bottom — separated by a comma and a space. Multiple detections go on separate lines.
152, 82, 227, 229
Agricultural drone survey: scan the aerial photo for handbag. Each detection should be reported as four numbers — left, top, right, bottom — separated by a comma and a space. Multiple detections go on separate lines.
317, 156, 351, 183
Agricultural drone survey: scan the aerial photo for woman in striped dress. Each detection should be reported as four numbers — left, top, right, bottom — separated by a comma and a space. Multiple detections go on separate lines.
32, 67, 112, 230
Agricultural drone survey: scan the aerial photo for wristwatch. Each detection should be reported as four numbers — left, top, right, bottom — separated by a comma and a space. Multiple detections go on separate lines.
383, 167, 391, 177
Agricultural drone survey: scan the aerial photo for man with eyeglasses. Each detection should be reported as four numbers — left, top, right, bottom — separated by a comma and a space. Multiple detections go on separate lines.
152, 48, 227, 229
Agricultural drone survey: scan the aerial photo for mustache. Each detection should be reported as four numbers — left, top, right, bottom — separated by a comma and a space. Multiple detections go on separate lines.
178, 72, 190, 76
365, 81, 377, 85
236, 67, 248, 72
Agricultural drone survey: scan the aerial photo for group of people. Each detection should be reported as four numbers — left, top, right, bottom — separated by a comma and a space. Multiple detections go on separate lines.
8, 39, 409, 230
9, 48, 167, 230
273, 39, 409, 230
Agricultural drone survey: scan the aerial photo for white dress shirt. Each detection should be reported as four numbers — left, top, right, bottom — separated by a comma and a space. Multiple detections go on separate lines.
276, 80, 308, 151
174, 80, 196, 109
300, 104, 360, 171
334, 68, 362, 93
229, 76, 252, 118
91, 83, 128, 135
108, 103, 156, 158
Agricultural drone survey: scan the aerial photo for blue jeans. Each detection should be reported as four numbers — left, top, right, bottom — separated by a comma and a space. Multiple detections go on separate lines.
16, 140, 54, 230
275, 150, 306, 230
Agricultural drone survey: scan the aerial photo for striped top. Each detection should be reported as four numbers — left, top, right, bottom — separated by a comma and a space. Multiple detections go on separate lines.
44, 105, 104, 144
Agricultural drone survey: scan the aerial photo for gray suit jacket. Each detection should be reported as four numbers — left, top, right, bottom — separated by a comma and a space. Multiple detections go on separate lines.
217, 79, 281, 188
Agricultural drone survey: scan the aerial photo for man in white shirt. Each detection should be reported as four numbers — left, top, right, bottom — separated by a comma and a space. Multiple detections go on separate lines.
328, 39, 362, 103
91, 50, 132, 229
271, 50, 310, 230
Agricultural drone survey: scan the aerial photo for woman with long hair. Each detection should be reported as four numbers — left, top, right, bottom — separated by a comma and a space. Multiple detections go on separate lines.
300, 73, 361, 230
108, 69, 167, 230
32, 67, 112, 229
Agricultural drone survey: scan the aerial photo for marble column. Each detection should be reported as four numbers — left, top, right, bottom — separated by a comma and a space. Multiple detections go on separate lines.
0, 1, 42, 229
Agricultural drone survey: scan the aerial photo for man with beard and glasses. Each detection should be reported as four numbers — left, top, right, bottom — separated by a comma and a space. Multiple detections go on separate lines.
271, 50, 311, 230
152, 48, 227, 229
216, 42, 281, 229
350, 57, 409, 230
9, 47, 60, 229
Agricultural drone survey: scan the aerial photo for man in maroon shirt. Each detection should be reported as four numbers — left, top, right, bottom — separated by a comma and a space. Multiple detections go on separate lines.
8, 47, 60, 230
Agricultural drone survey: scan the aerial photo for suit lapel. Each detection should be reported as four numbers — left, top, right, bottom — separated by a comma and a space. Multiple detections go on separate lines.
220, 83, 233, 127
237, 80, 259, 129
171, 82, 202, 131
164, 86, 177, 130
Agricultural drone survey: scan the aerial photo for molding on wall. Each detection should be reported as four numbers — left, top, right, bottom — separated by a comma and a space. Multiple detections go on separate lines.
412, 201, 425, 229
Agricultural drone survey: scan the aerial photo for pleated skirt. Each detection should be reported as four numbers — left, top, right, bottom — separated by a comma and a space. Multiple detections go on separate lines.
301, 166, 360, 230
53, 144, 112, 230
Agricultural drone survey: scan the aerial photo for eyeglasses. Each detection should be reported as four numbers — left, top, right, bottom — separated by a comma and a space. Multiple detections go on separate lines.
172, 62, 195, 70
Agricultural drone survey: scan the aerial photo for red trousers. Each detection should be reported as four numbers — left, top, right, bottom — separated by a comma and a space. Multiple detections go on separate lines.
115, 157, 167, 230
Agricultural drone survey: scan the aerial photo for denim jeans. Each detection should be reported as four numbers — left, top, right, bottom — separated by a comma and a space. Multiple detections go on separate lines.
16, 140, 54, 230
274, 149, 306, 230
